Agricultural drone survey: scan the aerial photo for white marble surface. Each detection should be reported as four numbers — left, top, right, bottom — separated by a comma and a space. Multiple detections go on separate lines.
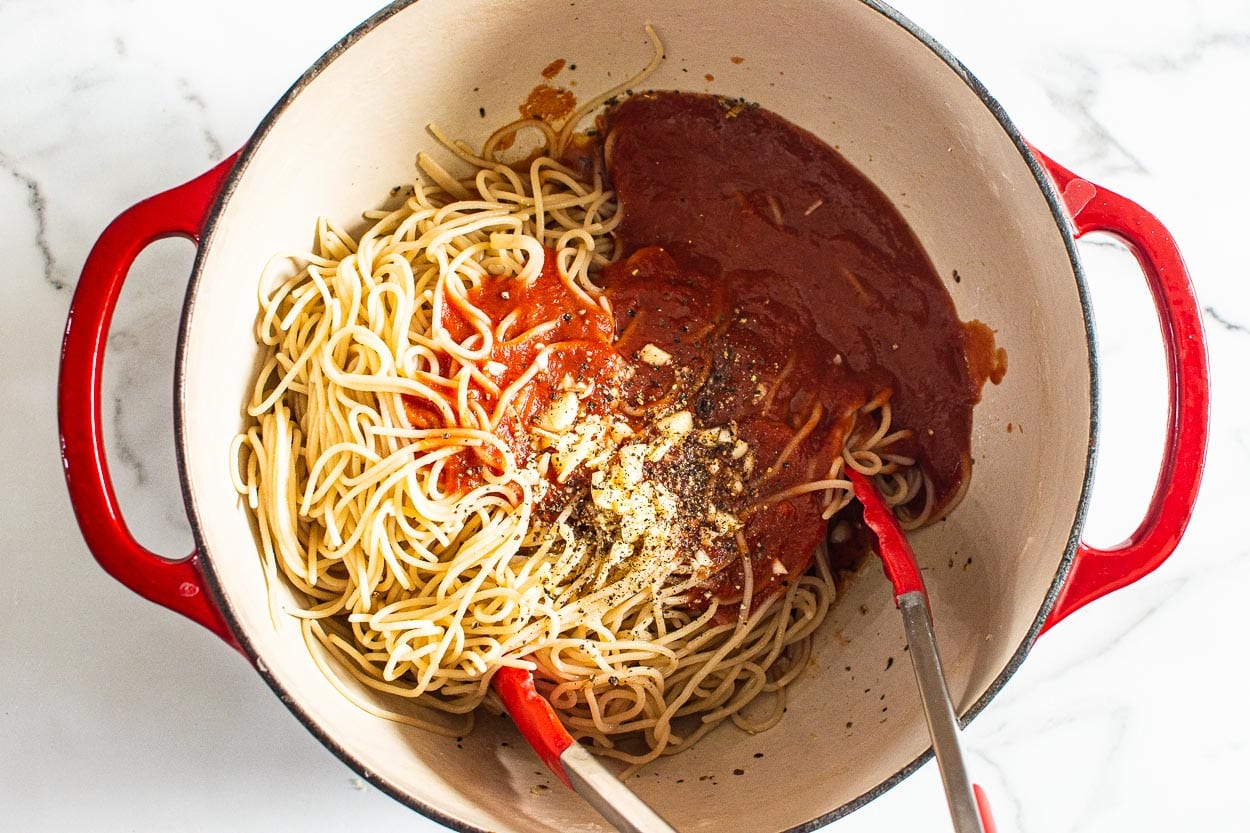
3, 0, 1247, 830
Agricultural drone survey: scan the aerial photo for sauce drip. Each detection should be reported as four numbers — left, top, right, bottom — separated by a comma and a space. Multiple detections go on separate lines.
520, 84, 577, 125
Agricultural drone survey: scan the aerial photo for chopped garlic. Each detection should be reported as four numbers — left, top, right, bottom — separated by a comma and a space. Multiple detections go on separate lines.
646, 440, 674, 463
546, 416, 611, 482
590, 443, 679, 547
484, 360, 507, 377
695, 428, 722, 447
534, 392, 579, 433
639, 343, 673, 366
656, 410, 693, 436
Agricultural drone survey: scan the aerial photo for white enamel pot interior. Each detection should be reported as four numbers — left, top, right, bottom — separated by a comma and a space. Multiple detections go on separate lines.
177, 1, 1093, 830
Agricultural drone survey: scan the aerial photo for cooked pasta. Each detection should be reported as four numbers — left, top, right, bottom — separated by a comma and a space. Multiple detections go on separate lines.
232, 27, 971, 770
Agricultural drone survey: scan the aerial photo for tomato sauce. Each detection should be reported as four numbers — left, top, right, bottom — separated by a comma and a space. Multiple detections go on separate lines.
597, 91, 1001, 610
407, 90, 1002, 615
403, 252, 625, 493
601, 247, 867, 606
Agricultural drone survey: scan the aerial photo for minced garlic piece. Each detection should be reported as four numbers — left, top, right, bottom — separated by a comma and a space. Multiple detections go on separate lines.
543, 415, 611, 482
656, 410, 693, 436
534, 392, 580, 433
639, 343, 673, 366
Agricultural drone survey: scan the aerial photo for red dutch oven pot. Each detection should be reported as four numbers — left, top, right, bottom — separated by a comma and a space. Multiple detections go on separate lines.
58, 1, 1208, 830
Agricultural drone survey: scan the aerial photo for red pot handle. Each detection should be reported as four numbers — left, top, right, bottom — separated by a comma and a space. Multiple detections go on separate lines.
1032, 147, 1210, 633
59, 154, 241, 649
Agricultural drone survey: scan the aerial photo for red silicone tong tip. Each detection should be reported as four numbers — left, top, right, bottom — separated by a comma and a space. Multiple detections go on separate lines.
492, 667, 682, 832
974, 783, 998, 833
491, 666, 574, 786
846, 468, 926, 599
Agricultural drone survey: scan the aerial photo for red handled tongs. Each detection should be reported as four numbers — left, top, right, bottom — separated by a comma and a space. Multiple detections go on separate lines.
847, 469, 998, 833
492, 668, 680, 833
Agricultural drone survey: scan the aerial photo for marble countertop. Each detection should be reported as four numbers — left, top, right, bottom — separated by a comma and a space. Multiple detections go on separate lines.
3, 0, 1247, 830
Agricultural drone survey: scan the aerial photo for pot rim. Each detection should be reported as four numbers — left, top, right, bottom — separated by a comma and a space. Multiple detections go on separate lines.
171, 1, 1099, 829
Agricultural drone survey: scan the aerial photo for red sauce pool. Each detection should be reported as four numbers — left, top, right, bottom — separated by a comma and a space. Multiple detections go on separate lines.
598, 91, 1001, 609
409, 91, 1003, 612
